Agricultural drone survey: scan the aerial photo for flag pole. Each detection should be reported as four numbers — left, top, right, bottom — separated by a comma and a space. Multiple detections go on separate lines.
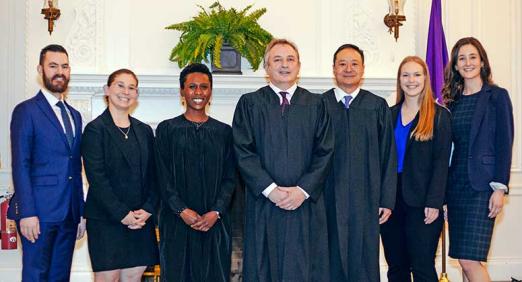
439, 219, 450, 282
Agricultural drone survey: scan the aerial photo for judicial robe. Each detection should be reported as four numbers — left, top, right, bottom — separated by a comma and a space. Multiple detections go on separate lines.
155, 115, 237, 282
322, 89, 397, 282
233, 85, 334, 282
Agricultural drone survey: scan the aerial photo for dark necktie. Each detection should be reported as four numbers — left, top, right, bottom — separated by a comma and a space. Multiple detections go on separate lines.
280, 91, 290, 113
343, 95, 353, 109
56, 101, 74, 147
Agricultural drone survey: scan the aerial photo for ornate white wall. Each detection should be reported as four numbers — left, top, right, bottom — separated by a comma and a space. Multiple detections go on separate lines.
0, 0, 521, 281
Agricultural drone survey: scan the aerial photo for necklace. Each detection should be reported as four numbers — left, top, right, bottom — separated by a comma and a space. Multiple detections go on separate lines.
117, 125, 131, 139
191, 121, 205, 129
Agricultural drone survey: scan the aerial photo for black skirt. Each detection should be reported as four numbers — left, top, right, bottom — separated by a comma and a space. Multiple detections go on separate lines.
447, 183, 494, 262
86, 218, 159, 272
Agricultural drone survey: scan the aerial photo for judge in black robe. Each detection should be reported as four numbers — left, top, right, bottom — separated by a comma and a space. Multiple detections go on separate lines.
155, 64, 237, 282
233, 39, 334, 282
323, 44, 397, 282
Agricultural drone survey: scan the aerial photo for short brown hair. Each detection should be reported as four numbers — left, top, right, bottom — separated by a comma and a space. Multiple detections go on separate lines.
263, 38, 300, 69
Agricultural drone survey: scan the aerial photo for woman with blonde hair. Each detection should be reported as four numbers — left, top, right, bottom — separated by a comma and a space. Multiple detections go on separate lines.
381, 56, 452, 281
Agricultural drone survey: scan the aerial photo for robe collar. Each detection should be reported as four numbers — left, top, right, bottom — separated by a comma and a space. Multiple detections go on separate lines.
269, 83, 298, 104
334, 86, 360, 104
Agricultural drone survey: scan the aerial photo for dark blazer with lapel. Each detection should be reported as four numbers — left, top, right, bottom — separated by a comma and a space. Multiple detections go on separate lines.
391, 104, 452, 208
82, 109, 158, 223
8, 91, 84, 223
448, 84, 514, 192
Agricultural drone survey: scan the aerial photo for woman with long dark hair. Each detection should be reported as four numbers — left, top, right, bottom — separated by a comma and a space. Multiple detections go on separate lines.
381, 56, 452, 281
443, 37, 514, 281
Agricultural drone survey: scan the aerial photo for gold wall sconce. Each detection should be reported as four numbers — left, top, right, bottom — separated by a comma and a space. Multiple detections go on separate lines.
41, 0, 60, 35
384, 0, 406, 41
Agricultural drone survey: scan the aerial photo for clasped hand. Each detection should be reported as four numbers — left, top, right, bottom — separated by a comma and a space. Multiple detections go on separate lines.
268, 186, 306, 211
180, 209, 219, 232
121, 209, 152, 229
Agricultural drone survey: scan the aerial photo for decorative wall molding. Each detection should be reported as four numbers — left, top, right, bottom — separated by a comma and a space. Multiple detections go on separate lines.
69, 74, 396, 98
65, 74, 396, 128
347, 0, 381, 66
65, 0, 101, 72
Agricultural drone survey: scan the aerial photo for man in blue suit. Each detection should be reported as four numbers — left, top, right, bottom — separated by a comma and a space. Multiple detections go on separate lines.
8, 44, 86, 281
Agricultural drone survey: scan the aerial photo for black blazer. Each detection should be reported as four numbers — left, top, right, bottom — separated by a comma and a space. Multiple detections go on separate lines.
448, 84, 514, 192
391, 104, 452, 208
82, 109, 158, 222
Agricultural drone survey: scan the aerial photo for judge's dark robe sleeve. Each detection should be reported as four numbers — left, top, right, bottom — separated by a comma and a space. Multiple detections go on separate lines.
425, 108, 452, 208
140, 125, 160, 215
154, 122, 187, 213
232, 96, 276, 197
82, 123, 130, 222
210, 128, 237, 215
379, 102, 398, 209
296, 98, 334, 201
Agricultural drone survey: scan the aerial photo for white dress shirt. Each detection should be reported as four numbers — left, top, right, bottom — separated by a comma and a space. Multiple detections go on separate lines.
269, 83, 298, 105
41, 89, 76, 137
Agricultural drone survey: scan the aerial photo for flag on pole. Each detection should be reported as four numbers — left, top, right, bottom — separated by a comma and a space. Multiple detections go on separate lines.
426, 0, 448, 103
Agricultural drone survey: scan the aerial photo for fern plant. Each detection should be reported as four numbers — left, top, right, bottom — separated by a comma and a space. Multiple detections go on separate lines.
166, 1, 273, 71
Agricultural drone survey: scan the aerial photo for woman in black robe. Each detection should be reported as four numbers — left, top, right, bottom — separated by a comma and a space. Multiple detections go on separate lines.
155, 63, 236, 282
82, 69, 159, 281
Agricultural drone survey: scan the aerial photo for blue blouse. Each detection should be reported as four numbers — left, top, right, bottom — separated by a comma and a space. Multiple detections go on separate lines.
395, 110, 413, 173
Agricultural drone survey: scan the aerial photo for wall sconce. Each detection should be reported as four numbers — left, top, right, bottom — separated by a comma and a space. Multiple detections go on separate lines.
41, 0, 60, 35
384, 0, 406, 41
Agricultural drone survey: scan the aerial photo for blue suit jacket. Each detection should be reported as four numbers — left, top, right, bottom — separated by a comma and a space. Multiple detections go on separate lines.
8, 91, 84, 223
449, 84, 514, 192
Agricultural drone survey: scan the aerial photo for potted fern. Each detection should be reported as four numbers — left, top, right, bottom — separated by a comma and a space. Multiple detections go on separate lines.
166, 1, 273, 74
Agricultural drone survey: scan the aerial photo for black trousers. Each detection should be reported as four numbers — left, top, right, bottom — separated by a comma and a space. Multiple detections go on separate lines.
380, 176, 443, 282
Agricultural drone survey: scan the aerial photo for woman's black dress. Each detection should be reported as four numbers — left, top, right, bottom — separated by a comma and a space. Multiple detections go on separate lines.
447, 92, 495, 262
83, 111, 159, 271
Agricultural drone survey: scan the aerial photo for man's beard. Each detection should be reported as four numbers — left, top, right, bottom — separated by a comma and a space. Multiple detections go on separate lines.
42, 70, 69, 93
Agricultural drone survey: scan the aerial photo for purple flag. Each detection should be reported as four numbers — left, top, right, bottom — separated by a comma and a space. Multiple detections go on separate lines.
426, 0, 448, 103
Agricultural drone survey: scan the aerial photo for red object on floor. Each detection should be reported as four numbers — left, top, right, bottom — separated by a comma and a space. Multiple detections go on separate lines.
1, 198, 18, 250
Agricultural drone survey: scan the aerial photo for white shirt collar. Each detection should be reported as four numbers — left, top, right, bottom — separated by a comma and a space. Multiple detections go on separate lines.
269, 83, 298, 104
334, 87, 360, 104
269, 83, 298, 96
41, 88, 64, 107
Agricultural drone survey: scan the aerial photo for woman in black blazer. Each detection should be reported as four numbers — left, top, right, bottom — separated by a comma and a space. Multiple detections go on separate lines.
82, 69, 159, 281
443, 37, 514, 281
381, 56, 452, 282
